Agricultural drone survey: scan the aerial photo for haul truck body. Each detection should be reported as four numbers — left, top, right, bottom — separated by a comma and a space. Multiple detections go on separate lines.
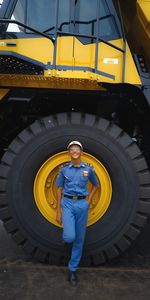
0, 0, 150, 265
119, 0, 150, 71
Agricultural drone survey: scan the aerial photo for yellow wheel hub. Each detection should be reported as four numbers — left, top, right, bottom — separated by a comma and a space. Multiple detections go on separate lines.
34, 151, 112, 227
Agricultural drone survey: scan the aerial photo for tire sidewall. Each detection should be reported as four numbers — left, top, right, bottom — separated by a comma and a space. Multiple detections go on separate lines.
6, 123, 139, 255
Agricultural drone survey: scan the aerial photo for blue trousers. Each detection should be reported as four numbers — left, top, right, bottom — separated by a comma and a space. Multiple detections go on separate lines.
61, 197, 89, 271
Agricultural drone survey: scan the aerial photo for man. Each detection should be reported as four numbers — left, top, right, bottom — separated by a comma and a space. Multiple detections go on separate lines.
55, 141, 99, 286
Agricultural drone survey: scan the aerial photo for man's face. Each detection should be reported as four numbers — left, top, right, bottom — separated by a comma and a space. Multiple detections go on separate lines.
69, 145, 82, 159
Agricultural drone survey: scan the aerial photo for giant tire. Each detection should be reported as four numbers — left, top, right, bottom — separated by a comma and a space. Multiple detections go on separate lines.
0, 112, 150, 265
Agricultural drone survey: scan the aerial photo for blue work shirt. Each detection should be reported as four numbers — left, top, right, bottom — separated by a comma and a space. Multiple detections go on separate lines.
55, 161, 99, 196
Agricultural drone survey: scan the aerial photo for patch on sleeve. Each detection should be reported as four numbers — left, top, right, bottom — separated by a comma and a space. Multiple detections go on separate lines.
83, 170, 89, 176
84, 162, 93, 168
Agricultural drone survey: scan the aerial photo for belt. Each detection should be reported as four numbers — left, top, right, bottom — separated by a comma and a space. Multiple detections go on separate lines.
63, 194, 86, 200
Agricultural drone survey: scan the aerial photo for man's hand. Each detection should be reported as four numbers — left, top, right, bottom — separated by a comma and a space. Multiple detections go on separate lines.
56, 187, 63, 224
87, 185, 98, 205
56, 210, 62, 225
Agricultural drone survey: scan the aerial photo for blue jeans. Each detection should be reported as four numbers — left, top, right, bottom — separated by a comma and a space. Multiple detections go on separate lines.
61, 197, 89, 271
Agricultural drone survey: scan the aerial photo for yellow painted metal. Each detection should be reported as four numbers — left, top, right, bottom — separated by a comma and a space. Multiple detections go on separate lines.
0, 89, 9, 101
120, 0, 150, 70
74, 37, 141, 84
136, 0, 150, 67
0, 72, 105, 91
137, 0, 150, 35
34, 151, 112, 228
0, 34, 141, 89
125, 42, 142, 84
0, 37, 54, 64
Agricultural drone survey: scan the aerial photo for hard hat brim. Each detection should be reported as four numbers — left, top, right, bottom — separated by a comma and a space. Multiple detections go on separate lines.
67, 141, 83, 150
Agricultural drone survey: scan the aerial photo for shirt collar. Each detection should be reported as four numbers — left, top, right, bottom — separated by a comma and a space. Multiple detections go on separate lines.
69, 161, 85, 168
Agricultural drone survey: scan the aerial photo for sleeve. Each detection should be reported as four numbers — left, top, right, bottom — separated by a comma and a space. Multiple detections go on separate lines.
55, 168, 65, 187
89, 166, 99, 186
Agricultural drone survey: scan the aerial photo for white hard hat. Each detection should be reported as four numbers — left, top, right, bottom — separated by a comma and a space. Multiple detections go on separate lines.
67, 140, 83, 150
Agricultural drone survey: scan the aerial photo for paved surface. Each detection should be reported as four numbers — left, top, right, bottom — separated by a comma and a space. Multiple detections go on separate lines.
1, 262, 150, 300
0, 219, 150, 300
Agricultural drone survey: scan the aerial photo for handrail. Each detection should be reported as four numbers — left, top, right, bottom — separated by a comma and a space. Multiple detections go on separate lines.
44, 14, 115, 33
0, 10, 125, 81
0, 18, 125, 53
0, 19, 55, 43
57, 30, 124, 53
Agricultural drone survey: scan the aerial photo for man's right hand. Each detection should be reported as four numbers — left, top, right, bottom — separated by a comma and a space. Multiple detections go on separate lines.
56, 210, 62, 225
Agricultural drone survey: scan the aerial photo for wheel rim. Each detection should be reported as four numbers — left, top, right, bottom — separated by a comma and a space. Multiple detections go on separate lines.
34, 151, 112, 227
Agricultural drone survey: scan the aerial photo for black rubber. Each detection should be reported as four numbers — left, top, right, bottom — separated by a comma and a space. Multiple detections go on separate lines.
0, 112, 150, 265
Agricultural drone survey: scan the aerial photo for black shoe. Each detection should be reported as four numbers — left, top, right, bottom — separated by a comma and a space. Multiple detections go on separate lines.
68, 271, 78, 287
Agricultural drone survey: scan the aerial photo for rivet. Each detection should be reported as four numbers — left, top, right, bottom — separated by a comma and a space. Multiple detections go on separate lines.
46, 183, 50, 188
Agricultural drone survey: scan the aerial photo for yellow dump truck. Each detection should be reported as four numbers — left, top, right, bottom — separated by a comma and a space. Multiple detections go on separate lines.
0, 0, 150, 265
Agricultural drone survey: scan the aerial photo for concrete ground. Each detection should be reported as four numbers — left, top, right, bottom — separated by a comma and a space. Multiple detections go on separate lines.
1, 219, 150, 300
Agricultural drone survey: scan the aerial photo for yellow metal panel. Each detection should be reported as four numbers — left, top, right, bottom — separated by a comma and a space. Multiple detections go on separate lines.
0, 89, 9, 101
0, 35, 141, 89
0, 36, 74, 66
74, 37, 141, 84
0, 38, 54, 64
119, 0, 150, 70
125, 43, 142, 84
74, 39, 96, 68
97, 39, 123, 83
57, 37, 74, 66
137, 0, 150, 36
0, 73, 105, 91
132, 0, 150, 69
